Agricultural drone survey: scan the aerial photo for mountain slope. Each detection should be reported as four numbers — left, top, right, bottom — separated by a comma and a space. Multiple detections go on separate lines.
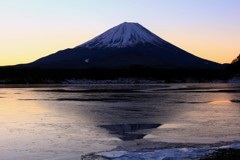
21, 22, 221, 69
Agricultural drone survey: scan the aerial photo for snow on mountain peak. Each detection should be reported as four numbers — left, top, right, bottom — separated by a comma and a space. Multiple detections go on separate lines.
77, 22, 165, 49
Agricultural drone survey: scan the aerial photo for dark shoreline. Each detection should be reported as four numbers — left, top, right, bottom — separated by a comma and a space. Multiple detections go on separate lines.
0, 78, 236, 85
0, 67, 235, 84
201, 148, 240, 160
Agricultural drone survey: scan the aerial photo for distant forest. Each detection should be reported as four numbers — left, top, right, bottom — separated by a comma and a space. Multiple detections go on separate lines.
0, 67, 233, 84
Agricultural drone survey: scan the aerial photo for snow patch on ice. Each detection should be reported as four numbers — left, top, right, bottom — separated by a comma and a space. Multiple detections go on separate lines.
98, 151, 128, 158
231, 143, 240, 149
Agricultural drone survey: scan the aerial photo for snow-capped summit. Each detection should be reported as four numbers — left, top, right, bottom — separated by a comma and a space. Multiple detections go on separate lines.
77, 22, 165, 49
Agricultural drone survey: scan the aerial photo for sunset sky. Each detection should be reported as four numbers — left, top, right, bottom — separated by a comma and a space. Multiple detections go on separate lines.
0, 0, 239, 65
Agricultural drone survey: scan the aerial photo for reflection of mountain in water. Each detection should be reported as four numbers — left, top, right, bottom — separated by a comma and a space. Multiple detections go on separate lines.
99, 123, 161, 141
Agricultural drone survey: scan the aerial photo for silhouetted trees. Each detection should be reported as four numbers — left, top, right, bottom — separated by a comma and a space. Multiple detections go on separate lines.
0, 66, 230, 84
232, 54, 240, 64
228, 54, 240, 75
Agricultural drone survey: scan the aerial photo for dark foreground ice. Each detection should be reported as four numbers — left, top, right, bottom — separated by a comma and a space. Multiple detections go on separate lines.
82, 142, 240, 160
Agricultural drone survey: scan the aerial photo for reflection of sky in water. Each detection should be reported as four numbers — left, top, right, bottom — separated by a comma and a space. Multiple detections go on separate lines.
209, 100, 231, 104
0, 83, 239, 159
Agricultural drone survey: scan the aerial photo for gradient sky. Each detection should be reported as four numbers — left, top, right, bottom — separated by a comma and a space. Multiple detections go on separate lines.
0, 0, 240, 65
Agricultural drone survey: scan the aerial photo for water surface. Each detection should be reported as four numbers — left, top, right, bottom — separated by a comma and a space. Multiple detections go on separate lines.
0, 83, 240, 159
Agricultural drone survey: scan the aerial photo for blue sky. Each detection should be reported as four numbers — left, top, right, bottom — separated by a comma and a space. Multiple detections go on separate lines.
0, 0, 240, 65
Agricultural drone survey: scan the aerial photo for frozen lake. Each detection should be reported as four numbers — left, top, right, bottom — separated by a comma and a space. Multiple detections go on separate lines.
0, 83, 240, 159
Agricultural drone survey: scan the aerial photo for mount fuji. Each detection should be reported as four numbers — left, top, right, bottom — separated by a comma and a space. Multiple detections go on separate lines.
21, 22, 221, 69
